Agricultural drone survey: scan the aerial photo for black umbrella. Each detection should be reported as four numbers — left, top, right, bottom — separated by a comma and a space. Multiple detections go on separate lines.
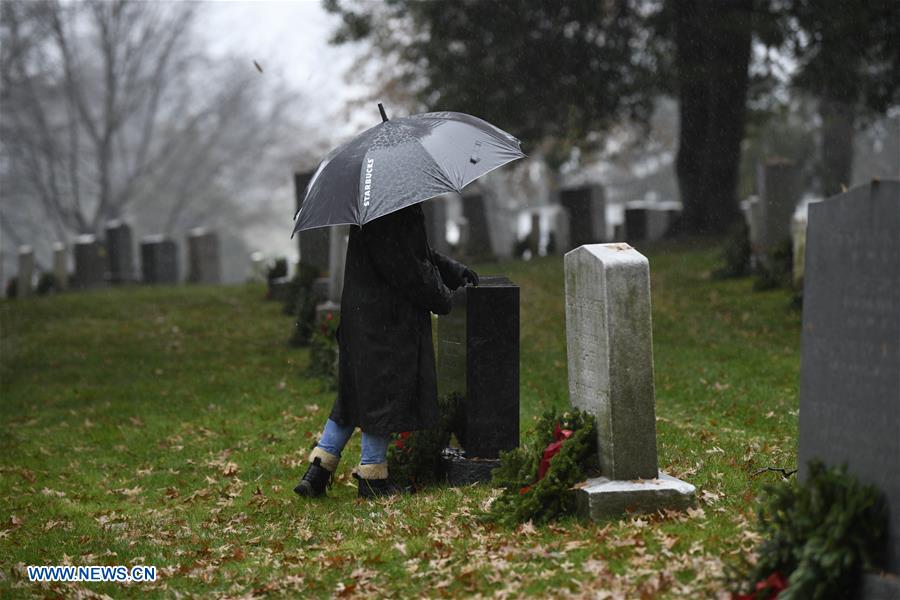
291, 104, 525, 236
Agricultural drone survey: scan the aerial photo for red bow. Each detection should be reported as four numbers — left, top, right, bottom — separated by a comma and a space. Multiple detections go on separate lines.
538, 423, 573, 480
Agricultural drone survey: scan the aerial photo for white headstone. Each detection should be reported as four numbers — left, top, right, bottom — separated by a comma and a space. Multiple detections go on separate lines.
328, 225, 349, 304
565, 243, 695, 519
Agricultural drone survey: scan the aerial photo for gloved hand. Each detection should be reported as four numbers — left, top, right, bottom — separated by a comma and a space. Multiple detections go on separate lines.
462, 268, 479, 287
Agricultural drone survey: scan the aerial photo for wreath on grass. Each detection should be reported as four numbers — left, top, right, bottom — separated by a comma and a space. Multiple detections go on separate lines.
486, 409, 597, 526
729, 460, 888, 600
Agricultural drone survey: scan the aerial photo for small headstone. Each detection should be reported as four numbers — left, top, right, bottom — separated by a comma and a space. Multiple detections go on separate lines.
249, 252, 266, 282
461, 191, 494, 260
528, 212, 541, 257
551, 206, 572, 253
565, 243, 695, 519
17, 246, 34, 298
187, 228, 221, 284
560, 184, 606, 248
105, 220, 134, 284
140, 235, 178, 284
624, 201, 681, 242
799, 180, 900, 592
73, 234, 106, 289
759, 159, 800, 251
295, 171, 329, 274
52, 243, 68, 291
422, 197, 450, 254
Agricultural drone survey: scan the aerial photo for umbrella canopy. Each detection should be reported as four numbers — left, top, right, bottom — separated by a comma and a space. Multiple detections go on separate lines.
291, 108, 525, 236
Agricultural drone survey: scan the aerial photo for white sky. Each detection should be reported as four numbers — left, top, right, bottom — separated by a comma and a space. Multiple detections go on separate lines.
203, 0, 372, 140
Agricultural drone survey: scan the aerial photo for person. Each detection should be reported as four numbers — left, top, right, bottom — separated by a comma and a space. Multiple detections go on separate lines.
294, 202, 478, 499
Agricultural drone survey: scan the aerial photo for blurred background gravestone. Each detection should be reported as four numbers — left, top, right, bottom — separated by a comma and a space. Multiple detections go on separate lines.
560, 184, 606, 248
624, 200, 682, 242
187, 228, 221, 284
17, 246, 34, 298
422, 196, 450, 254
105, 220, 134, 284
294, 171, 329, 274
799, 180, 900, 597
140, 236, 178, 284
52, 243, 68, 291
759, 159, 801, 258
460, 190, 494, 261
73, 235, 106, 289
565, 243, 695, 519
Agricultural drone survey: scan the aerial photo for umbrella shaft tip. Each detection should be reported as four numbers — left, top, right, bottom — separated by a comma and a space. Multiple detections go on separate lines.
378, 103, 389, 122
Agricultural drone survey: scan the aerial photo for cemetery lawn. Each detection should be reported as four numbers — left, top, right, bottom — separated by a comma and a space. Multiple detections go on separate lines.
0, 240, 801, 598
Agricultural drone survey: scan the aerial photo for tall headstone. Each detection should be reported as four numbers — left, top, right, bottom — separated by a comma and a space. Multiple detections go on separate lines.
565, 243, 695, 519
105, 220, 134, 284
294, 171, 329, 274
52, 243, 68, 290
73, 234, 106, 288
461, 192, 493, 260
560, 185, 606, 248
187, 228, 221, 284
759, 159, 800, 251
327, 225, 349, 304
422, 196, 450, 254
17, 246, 34, 298
437, 277, 520, 476
799, 180, 900, 595
790, 212, 807, 289
140, 235, 178, 284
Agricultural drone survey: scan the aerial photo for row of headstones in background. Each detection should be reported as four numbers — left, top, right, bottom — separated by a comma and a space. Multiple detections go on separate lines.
799, 180, 899, 598
565, 243, 696, 518
13, 225, 218, 293
436, 277, 520, 484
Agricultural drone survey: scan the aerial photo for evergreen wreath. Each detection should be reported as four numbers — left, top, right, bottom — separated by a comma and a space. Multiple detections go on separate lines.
729, 460, 888, 600
486, 409, 597, 526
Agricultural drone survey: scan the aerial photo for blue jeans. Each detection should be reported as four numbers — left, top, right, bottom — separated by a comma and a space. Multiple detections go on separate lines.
316, 418, 389, 465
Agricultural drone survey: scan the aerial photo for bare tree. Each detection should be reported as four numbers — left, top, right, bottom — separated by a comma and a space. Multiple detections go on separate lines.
1, 0, 308, 267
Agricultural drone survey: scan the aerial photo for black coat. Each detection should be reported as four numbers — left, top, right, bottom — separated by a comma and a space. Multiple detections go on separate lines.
329, 203, 469, 434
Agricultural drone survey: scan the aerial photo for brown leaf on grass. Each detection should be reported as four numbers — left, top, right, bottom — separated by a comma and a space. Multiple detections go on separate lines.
222, 462, 240, 477
129, 416, 145, 427
41, 487, 66, 497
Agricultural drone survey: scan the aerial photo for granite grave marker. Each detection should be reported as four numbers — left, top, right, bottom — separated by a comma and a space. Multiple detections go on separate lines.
105, 220, 134, 284
799, 179, 900, 595
17, 246, 34, 297
140, 236, 178, 284
187, 228, 221, 284
73, 234, 106, 288
560, 184, 606, 248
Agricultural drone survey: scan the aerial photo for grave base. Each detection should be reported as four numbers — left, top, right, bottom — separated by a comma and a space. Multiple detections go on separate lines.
859, 571, 900, 600
441, 448, 501, 486
575, 471, 696, 521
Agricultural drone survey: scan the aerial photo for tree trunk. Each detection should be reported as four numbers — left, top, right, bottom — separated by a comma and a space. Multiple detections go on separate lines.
673, 0, 753, 235
819, 98, 855, 197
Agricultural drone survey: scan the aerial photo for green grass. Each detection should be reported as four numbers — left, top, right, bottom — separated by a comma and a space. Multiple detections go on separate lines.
0, 241, 801, 598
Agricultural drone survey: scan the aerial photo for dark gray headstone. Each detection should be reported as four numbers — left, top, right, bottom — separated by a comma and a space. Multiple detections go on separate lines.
73, 235, 106, 289
461, 192, 494, 261
624, 202, 681, 242
295, 171, 329, 274
105, 220, 134, 284
560, 184, 606, 247
187, 228, 221, 284
759, 159, 800, 250
140, 236, 178, 284
422, 196, 450, 254
17, 246, 34, 297
799, 180, 900, 582
437, 277, 520, 460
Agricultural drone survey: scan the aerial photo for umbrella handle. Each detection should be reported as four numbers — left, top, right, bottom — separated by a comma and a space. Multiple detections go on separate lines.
378, 103, 389, 122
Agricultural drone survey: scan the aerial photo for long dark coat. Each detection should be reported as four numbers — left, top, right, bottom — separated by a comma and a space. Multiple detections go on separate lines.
330, 203, 468, 434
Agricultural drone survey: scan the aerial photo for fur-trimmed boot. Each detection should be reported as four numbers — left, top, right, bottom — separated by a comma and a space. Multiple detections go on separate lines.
353, 463, 401, 499
293, 447, 339, 497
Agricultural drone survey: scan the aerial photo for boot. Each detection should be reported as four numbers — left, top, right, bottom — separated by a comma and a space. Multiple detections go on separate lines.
293, 447, 339, 497
353, 463, 401, 499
